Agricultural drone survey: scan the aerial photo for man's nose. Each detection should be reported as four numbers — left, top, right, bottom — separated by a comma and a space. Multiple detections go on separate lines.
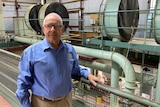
50, 26, 55, 30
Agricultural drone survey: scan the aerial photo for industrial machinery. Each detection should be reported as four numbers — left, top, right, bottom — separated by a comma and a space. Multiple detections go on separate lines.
1, 0, 160, 107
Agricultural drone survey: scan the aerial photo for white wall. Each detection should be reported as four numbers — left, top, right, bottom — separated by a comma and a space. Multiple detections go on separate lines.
2, 0, 40, 31
2, 0, 157, 37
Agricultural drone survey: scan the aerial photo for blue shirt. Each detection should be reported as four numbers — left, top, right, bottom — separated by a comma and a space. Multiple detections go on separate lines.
16, 38, 89, 107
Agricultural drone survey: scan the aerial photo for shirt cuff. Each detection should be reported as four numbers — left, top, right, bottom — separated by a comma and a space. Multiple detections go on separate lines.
82, 68, 90, 79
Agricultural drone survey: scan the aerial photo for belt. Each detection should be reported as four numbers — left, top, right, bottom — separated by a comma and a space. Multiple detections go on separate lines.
33, 94, 65, 102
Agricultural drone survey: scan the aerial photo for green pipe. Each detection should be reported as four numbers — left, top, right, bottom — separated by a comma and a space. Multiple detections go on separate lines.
110, 61, 120, 107
78, 60, 111, 73
156, 57, 160, 102
110, 38, 121, 107
81, 78, 160, 107
73, 45, 136, 93
79, 59, 156, 87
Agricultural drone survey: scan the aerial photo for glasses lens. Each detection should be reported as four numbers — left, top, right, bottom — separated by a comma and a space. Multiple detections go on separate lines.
45, 24, 62, 30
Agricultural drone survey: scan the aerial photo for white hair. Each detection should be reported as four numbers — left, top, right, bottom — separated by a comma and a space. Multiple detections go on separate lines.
43, 12, 63, 26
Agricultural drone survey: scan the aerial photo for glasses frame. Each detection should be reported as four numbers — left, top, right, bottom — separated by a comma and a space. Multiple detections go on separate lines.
44, 24, 63, 30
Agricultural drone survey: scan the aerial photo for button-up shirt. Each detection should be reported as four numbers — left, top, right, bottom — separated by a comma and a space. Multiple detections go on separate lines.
16, 38, 89, 107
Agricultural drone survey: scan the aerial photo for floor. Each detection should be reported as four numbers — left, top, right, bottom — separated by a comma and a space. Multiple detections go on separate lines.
0, 96, 12, 107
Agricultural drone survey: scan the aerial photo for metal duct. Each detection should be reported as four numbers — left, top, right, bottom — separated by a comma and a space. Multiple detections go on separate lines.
154, 0, 160, 44
38, 2, 69, 30
24, 4, 42, 34
24, 2, 69, 35
104, 0, 139, 42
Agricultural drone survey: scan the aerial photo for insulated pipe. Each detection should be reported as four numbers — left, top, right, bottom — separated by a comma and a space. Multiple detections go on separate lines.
73, 45, 136, 93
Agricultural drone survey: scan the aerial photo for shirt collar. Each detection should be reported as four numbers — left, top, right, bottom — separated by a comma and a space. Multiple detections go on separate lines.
42, 38, 64, 51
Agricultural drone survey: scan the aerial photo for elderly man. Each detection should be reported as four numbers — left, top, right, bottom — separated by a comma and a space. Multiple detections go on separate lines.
16, 12, 102, 107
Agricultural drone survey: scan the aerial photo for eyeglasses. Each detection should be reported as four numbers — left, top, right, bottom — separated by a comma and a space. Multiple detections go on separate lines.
44, 24, 62, 30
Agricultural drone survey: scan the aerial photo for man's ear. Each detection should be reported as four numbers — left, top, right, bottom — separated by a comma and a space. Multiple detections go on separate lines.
62, 26, 65, 33
41, 26, 45, 36
41, 25, 44, 31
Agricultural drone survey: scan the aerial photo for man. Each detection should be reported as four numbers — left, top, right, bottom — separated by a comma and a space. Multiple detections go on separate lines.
16, 12, 102, 107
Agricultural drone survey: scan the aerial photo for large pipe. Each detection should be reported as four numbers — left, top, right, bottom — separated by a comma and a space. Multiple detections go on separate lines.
73, 45, 136, 93
110, 38, 121, 107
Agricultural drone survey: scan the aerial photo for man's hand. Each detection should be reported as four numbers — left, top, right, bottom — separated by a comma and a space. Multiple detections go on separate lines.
87, 74, 103, 86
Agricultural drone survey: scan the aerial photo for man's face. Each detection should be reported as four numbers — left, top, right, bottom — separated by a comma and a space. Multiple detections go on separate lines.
42, 16, 64, 44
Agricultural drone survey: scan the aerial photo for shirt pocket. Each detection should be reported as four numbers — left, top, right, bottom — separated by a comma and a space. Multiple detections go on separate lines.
34, 60, 53, 78
67, 58, 74, 71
